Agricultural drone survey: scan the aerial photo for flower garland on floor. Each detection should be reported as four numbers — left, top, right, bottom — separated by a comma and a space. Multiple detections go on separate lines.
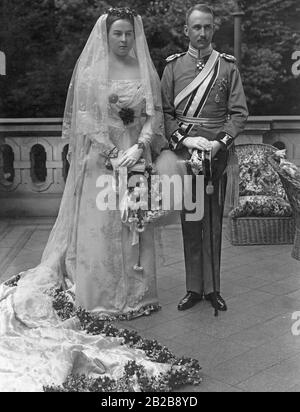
4, 274, 21, 287
43, 358, 200, 392
51, 287, 161, 322
3, 278, 202, 392
43, 288, 202, 392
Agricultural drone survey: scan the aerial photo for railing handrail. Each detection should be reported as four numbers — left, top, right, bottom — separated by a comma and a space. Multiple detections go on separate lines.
0, 118, 63, 124
1, 116, 300, 129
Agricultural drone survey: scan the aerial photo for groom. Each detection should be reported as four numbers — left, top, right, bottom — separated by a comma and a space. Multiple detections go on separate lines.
161, 4, 248, 311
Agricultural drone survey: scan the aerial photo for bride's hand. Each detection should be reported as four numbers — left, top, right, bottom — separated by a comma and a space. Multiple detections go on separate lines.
118, 144, 143, 168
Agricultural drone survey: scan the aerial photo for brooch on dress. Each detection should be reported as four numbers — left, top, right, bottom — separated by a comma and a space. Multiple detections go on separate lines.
109, 93, 119, 104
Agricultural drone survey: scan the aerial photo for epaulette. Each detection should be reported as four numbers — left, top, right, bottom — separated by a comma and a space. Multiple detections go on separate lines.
165, 52, 186, 63
220, 53, 236, 63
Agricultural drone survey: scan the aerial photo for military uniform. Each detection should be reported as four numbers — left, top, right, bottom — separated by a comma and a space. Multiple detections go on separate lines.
161, 44, 248, 297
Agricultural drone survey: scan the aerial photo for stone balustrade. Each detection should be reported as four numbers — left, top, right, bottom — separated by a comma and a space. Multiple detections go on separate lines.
0, 116, 300, 217
0, 119, 69, 216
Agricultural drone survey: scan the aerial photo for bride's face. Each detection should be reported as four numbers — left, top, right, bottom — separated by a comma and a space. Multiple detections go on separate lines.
108, 19, 135, 58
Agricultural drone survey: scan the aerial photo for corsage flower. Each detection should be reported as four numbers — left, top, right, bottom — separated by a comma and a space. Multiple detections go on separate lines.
119, 108, 135, 125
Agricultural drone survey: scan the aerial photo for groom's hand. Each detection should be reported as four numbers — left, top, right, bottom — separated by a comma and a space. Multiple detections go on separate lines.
211, 140, 222, 158
182, 136, 212, 151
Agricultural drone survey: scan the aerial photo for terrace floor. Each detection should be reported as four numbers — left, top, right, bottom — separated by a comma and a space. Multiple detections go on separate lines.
1, 217, 300, 392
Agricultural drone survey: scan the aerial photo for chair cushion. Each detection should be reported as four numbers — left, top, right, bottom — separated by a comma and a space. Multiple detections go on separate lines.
237, 145, 286, 198
229, 195, 292, 218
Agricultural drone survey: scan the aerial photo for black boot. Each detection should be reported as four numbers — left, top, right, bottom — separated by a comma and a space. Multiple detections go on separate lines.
178, 292, 202, 311
205, 293, 227, 311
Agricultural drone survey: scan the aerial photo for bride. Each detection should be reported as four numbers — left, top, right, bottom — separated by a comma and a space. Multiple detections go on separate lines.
0, 7, 198, 392
59, 6, 167, 317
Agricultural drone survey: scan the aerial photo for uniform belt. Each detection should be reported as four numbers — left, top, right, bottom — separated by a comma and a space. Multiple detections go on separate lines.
176, 113, 226, 127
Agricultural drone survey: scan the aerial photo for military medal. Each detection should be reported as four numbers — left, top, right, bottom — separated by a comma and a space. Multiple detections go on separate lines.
215, 93, 220, 103
196, 59, 205, 71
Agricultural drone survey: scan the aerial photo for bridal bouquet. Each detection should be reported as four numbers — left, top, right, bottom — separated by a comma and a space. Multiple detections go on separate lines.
120, 164, 170, 234
102, 147, 170, 233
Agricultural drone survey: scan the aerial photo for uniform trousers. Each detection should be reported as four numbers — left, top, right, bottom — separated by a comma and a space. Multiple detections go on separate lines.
180, 149, 228, 296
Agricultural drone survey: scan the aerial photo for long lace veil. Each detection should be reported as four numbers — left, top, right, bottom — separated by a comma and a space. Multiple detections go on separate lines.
40, 13, 166, 284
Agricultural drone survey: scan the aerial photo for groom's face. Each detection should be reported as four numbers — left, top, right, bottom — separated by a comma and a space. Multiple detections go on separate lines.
184, 10, 214, 50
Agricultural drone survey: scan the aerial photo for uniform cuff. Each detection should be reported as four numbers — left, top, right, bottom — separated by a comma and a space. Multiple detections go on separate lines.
169, 128, 187, 151
216, 132, 234, 150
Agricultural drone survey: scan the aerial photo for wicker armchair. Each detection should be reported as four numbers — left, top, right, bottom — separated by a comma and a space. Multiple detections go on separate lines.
227, 143, 295, 245
268, 154, 300, 260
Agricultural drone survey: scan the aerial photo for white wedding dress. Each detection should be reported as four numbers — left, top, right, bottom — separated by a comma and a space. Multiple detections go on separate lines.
75, 80, 159, 315
0, 269, 169, 392
0, 79, 186, 392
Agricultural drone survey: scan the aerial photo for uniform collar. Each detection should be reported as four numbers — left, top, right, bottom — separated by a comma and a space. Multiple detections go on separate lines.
188, 44, 213, 59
